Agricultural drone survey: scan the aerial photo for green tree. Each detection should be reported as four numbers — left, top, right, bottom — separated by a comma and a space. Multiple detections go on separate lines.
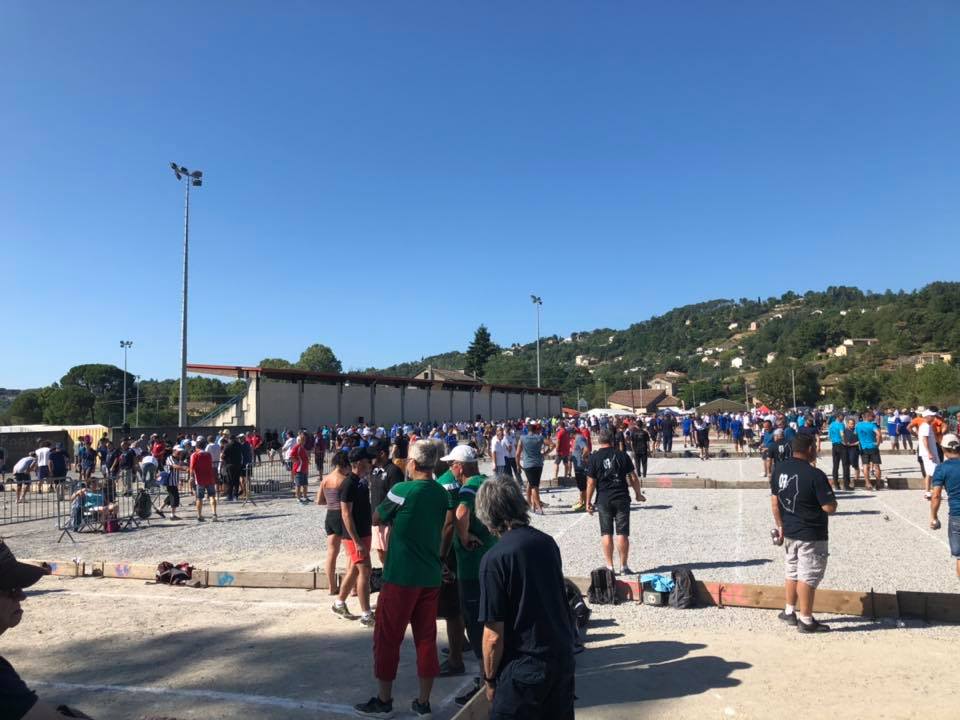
914, 363, 960, 406
4, 390, 43, 423
296, 344, 342, 373
41, 386, 96, 424
482, 355, 535, 387
465, 325, 498, 378
61, 364, 131, 399
259, 357, 294, 369
756, 361, 819, 408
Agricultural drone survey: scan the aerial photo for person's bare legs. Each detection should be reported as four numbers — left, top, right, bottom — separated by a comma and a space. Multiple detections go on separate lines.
325, 535, 341, 594
616, 535, 629, 569
530, 487, 543, 512
211, 494, 218, 519
796, 581, 816, 618
785, 578, 798, 609
601, 535, 614, 568
338, 564, 358, 602
356, 564, 371, 614
417, 677, 434, 705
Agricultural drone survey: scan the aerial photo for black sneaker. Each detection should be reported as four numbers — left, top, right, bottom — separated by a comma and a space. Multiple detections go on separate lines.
777, 610, 797, 626
410, 699, 432, 718
454, 684, 479, 707
438, 659, 465, 677
354, 696, 394, 718
797, 618, 831, 633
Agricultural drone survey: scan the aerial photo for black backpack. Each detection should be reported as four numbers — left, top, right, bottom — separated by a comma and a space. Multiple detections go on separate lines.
565, 578, 592, 635
135, 489, 152, 519
588, 567, 618, 605
668, 568, 697, 609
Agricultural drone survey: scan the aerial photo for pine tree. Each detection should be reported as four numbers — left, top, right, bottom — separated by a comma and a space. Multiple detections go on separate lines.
465, 325, 498, 378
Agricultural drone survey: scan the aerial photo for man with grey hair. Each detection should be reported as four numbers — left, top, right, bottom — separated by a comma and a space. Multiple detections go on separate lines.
475, 475, 575, 719
356, 440, 450, 719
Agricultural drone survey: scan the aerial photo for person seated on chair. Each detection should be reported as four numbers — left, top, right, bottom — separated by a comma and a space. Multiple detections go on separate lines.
0, 542, 96, 718
69, 485, 117, 529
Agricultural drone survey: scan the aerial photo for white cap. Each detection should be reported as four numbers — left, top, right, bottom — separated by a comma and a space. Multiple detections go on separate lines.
942, 433, 959, 451
922, 409, 937, 417
440, 445, 478, 463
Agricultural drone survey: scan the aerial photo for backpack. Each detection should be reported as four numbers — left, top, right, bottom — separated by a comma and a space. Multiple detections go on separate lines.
156, 561, 192, 585
565, 578, 592, 637
587, 567, 618, 605
134, 489, 152, 519
668, 568, 697, 609
369, 567, 384, 594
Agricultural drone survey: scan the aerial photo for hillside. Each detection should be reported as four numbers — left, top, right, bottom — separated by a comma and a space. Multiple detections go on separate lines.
372, 283, 960, 410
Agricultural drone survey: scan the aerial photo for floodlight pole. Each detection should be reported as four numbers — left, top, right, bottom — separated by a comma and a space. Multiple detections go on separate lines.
531, 295, 542, 388
172, 163, 202, 427
791, 368, 797, 411
120, 340, 133, 424
135, 375, 141, 427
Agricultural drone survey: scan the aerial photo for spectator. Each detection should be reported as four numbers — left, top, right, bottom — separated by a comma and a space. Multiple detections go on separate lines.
368, 439, 403, 564
930, 433, 960, 577
317, 451, 350, 596
236, 432, 254, 497
569, 425, 592, 512
490, 427, 508, 476
290, 431, 311, 504
828, 414, 848, 491
770, 433, 837, 633
552, 422, 572, 484
34, 441, 51, 491
220, 434, 243, 502
13, 453, 36, 504
918, 409, 941, 500
629, 421, 651, 480
333, 447, 375, 627
162, 447, 187, 520
660, 411, 676, 453
313, 426, 326, 476
475, 474, 575, 720
189, 439, 218, 522
501, 428, 521, 484
517, 422, 551, 515
355, 440, 449, 719
586, 428, 643, 575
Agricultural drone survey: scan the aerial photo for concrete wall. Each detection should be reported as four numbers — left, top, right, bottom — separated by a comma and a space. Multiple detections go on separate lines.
217, 378, 561, 430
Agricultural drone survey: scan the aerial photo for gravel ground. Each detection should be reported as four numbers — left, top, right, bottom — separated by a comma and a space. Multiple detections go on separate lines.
3, 455, 956, 595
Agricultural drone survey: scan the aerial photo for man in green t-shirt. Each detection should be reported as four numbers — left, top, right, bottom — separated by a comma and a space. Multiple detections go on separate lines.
435, 447, 469, 677
356, 440, 449, 720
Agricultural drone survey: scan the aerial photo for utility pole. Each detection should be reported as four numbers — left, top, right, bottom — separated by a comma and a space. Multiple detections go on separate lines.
530, 295, 542, 387
171, 162, 203, 426
791, 367, 797, 411
120, 340, 133, 424
135, 375, 140, 427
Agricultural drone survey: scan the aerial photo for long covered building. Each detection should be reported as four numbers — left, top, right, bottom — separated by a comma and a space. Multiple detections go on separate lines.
188, 363, 563, 430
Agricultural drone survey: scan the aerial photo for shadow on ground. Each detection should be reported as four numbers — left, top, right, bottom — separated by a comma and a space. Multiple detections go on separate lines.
574, 640, 749, 709
644, 558, 772, 573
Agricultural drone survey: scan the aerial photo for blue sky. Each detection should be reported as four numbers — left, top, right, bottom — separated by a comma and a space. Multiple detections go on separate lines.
3, 2, 958, 388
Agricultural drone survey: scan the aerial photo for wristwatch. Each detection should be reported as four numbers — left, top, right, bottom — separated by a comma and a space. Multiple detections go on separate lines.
483, 674, 497, 686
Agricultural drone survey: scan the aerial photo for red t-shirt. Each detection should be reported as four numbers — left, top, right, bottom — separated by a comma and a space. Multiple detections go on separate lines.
189, 451, 215, 486
556, 428, 571, 455
291, 444, 310, 473
579, 427, 592, 452
151, 441, 166, 459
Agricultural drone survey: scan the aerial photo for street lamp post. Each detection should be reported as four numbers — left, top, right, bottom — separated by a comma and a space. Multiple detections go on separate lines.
791, 368, 797, 411
135, 375, 141, 427
171, 162, 203, 427
120, 340, 133, 425
530, 295, 542, 388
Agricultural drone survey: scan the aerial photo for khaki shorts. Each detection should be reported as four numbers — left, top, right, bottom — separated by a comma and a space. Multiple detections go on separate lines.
784, 539, 829, 588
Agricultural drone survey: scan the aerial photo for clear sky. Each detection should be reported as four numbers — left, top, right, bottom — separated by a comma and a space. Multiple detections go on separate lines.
3, 2, 958, 388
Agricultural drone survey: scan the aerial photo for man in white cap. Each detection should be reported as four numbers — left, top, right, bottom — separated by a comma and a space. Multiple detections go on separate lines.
930, 433, 960, 576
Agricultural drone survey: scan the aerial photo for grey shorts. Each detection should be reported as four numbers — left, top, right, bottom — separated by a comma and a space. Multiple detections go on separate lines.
196, 484, 217, 500
784, 539, 829, 588
295, 471, 309, 487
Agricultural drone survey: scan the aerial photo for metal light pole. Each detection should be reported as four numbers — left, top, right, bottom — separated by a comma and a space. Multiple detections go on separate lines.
530, 295, 542, 388
120, 340, 133, 424
791, 368, 797, 411
171, 163, 203, 427
135, 375, 141, 427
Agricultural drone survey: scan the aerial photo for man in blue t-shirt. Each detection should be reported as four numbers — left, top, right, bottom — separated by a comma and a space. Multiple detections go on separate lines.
828, 416, 848, 491
930, 433, 960, 579
855, 411, 882, 490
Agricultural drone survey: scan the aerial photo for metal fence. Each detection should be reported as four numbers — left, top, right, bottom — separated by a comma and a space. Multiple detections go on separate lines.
0, 474, 69, 525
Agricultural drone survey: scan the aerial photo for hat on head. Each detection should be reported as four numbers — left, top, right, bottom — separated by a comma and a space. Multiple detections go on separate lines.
366, 439, 388, 456
942, 433, 960, 452
0, 542, 49, 591
922, 409, 936, 417
441, 444, 478, 463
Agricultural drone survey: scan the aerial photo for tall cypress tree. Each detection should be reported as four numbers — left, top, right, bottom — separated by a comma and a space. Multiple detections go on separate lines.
465, 325, 498, 378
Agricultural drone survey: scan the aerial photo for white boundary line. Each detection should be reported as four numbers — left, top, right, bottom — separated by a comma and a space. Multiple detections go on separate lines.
28, 680, 358, 716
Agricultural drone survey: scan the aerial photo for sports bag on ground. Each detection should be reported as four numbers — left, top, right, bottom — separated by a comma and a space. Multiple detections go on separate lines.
588, 567, 618, 605
669, 568, 697, 608
565, 578, 592, 637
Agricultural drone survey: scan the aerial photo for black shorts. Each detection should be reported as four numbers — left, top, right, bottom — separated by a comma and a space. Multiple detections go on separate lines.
324, 510, 343, 537
437, 550, 461, 620
14, 472, 30, 487
492, 656, 575, 720
523, 466, 543, 489
554, 454, 570, 465
597, 495, 631, 537
574, 469, 587, 492
860, 448, 881, 465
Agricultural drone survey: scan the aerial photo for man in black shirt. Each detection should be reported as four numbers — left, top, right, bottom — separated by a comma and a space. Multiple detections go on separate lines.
220, 435, 244, 501
586, 429, 643, 575
770, 433, 837, 633
475, 475, 574, 720
660, 412, 677, 453
333, 447, 375, 627
368, 439, 404, 564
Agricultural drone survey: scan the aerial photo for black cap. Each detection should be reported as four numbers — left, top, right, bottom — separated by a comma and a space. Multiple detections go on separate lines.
366, 439, 388, 456
0, 542, 50, 591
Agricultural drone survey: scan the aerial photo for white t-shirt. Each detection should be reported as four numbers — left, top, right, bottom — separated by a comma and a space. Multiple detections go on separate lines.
140, 455, 158, 469
491, 436, 508, 466
206, 442, 221, 463
14, 456, 35, 473
35, 447, 51, 467
918, 422, 939, 462
282, 437, 296, 460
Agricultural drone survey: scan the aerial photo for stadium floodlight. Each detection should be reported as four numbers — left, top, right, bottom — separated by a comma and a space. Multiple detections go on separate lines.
531, 295, 543, 388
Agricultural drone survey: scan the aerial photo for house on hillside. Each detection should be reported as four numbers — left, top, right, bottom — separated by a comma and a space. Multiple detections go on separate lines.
650, 374, 678, 395
766, 352, 778, 365
575, 355, 596, 367
728, 322, 739, 331
416, 365, 477, 382
730, 357, 744, 369
607, 389, 676, 413
501, 350, 514, 356
914, 352, 953, 370
843, 338, 879, 348
749, 321, 759, 331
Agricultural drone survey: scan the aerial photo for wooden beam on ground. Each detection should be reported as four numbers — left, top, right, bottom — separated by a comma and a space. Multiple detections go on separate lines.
203, 570, 316, 589
100, 562, 158, 580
